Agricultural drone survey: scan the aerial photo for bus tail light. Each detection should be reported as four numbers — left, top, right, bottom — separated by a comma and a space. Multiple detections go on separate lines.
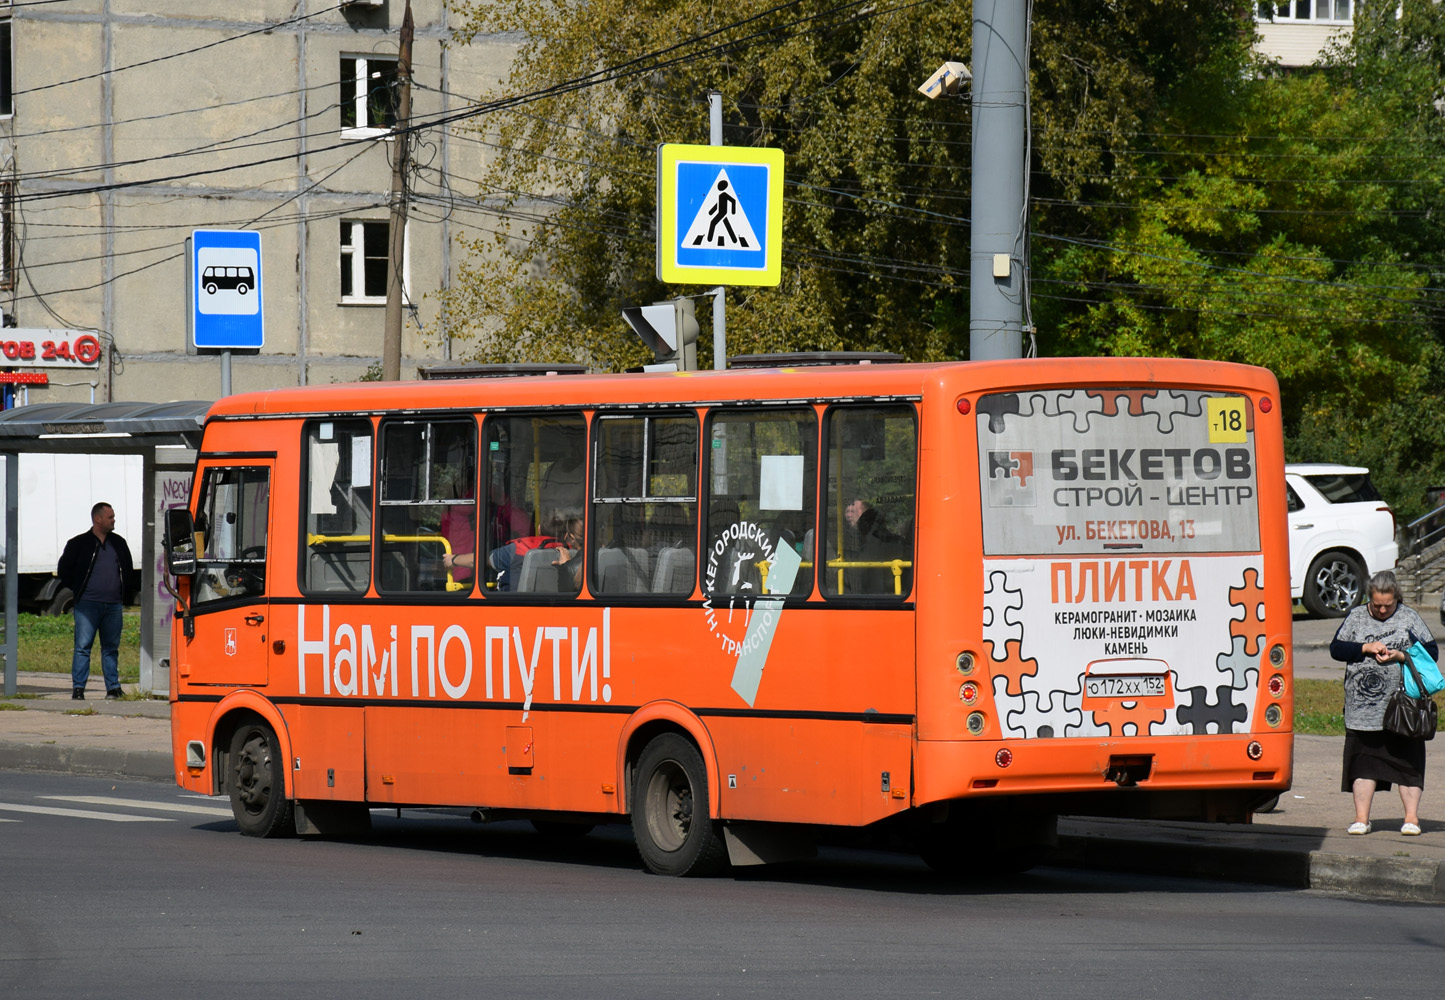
959, 681, 979, 705
1264, 704, 1283, 728
995, 748, 1013, 768
1258, 396, 1272, 413
956, 397, 971, 415
1267, 674, 1285, 697
1247, 741, 1264, 760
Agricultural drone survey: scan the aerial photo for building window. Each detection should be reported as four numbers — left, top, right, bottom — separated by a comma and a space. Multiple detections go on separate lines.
0, 21, 12, 118
0, 183, 12, 291
340, 220, 406, 304
1257, 1, 1351, 21
340, 55, 399, 136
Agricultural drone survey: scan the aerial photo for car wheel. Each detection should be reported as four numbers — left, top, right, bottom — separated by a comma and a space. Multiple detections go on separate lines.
1302, 552, 1366, 618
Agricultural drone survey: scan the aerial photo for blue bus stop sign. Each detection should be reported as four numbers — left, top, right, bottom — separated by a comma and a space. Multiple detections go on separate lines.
191, 229, 264, 349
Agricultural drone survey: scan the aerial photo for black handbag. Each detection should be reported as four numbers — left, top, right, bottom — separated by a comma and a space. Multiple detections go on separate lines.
1383, 655, 1439, 741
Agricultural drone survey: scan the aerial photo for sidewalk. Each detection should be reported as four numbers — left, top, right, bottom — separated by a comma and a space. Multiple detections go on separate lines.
3, 609, 1444, 902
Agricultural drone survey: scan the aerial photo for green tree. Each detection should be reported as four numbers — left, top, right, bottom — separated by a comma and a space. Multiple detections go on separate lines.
442, 0, 1257, 368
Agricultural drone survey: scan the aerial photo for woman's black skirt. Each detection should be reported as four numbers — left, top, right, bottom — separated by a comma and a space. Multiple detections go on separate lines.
1342, 728, 1427, 792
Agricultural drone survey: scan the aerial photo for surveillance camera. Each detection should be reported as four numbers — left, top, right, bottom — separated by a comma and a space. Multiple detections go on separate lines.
918, 61, 971, 100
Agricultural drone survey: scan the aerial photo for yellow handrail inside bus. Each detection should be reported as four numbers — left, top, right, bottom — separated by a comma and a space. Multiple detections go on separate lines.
758, 558, 912, 596
306, 533, 466, 592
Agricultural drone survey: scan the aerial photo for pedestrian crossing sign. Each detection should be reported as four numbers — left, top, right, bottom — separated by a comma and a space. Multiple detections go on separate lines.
656, 144, 784, 287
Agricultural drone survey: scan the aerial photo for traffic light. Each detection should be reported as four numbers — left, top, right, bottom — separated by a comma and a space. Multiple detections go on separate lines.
622, 297, 699, 371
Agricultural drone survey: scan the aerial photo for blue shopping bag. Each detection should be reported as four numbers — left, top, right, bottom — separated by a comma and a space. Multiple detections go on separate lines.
1402, 640, 1445, 698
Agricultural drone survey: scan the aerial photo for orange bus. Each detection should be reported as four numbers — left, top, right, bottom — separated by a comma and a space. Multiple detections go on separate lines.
162, 356, 1293, 876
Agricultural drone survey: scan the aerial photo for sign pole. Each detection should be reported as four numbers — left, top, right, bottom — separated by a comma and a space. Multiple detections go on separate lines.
220, 350, 231, 396
708, 91, 726, 371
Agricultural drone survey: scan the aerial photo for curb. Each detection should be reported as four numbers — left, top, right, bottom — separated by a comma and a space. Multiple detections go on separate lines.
0, 742, 173, 782
1053, 833, 1445, 904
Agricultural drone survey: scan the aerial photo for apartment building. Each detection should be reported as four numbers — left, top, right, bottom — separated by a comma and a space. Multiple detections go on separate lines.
1255, 2, 1354, 67
0, 0, 513, 403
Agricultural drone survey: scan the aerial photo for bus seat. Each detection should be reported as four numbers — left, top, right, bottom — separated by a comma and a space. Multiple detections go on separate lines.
516, 546, 563, 593
306, 547, 369, 593
597, 546, 650, 593
651, 546, 695, 594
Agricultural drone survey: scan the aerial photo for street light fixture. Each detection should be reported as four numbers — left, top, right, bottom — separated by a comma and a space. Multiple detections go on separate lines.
917, 61, 971, 100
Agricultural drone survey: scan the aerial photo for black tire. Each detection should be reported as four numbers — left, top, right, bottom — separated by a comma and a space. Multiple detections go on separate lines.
43, 587, 74, 617
631, 733, 728, 877
237, 283, 249, 295
205, 282, 218, 295
228, 719, 295, 838
1302, 551, 1366, 618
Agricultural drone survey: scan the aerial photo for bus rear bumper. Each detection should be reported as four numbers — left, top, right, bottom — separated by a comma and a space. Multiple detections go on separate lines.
914, 732, 1292, 822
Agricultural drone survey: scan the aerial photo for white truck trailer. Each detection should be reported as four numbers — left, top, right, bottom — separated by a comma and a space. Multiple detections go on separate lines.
0, 453, 144, 612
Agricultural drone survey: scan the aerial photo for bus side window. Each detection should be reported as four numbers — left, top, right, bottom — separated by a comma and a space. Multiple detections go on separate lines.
822, 404, 917, 598
703, 408, 816, 599
483, 412, 586, 595
592, 413, 698, 595
376, 417, 476, 596
302, 418, 374, 594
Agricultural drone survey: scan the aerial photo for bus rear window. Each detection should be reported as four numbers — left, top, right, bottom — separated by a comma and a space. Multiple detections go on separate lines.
976, 388, 1261, 556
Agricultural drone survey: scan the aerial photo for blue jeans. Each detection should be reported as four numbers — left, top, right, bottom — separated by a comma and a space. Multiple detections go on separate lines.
72, 600, 123, 692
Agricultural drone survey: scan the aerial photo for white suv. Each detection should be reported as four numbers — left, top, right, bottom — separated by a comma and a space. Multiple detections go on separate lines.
1286, 464, 1398, 618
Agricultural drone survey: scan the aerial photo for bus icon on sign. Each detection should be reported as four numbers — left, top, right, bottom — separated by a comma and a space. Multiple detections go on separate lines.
195, 245, 260, 317
202, 266, 254, 296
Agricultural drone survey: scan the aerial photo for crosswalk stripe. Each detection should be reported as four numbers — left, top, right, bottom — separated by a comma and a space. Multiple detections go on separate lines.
0, 802, 171, 823
42, 795, 233, 817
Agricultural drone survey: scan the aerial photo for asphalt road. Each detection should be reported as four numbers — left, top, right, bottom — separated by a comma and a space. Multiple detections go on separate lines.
3, 770, 1443, 1000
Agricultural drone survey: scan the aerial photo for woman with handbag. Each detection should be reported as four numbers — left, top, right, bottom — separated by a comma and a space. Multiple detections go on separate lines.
1329, 570, 1440, 836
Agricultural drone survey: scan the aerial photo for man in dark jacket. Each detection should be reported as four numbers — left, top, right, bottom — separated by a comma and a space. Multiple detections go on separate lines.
56, 502, 134, 699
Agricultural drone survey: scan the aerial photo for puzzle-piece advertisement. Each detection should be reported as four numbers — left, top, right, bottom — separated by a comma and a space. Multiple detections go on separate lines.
985, 555, 1264, 739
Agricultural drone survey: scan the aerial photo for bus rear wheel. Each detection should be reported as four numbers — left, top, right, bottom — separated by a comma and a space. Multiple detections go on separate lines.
631, 733, 727, 877
228, 719, 295, 838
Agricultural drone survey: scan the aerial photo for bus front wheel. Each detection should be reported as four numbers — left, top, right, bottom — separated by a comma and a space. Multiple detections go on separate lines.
228, 719, 295, 838
631, 733, 727, 877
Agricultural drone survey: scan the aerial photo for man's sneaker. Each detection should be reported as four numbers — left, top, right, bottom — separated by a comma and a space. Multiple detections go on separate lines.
71, 688, 85, 700
105, 689, 123, 700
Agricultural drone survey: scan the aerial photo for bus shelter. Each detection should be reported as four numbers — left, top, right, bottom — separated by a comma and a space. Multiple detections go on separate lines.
0, 400, 210, 697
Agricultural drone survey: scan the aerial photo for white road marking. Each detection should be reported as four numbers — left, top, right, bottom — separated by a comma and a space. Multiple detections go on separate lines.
0, 802, 170, 823
42, 795, 232, 817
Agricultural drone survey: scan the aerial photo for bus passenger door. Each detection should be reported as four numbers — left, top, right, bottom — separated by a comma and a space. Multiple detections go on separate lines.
181, 463, 273, 688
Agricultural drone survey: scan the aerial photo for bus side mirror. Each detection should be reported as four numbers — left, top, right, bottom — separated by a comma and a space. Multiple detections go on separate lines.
164, 507, 197, 577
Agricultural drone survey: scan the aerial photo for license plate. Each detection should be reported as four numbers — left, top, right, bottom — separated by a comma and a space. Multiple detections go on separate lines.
1085, 674, 1165, 698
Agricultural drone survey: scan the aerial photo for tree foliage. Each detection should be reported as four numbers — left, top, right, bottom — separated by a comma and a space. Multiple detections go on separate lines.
443, 0, 1255, 366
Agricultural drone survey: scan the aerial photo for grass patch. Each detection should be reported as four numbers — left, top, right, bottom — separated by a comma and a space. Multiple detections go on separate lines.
0, 702, 25, 711
8, 611, 141, 682
1294, 679, 1445, 736
64, 707, 97, 716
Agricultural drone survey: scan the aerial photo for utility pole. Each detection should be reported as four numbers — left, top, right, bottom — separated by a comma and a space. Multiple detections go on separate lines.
382, 0, 414, 382
970, 0, 1028, 361
708, 90, 726, 371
